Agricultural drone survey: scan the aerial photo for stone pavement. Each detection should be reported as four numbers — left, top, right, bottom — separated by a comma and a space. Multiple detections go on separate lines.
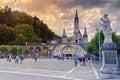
0, 58, 115, 80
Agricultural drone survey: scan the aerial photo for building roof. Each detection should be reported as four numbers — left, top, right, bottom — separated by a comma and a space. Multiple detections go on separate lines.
83, 27, 88, 37
74, 9, 79, 21
62, 28, 67, 37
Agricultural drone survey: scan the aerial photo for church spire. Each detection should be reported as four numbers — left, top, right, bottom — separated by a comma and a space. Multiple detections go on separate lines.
83, 26, 88, 37
75, 10, 78, 17
74, 9, 79, 21
62, 28, 67, 37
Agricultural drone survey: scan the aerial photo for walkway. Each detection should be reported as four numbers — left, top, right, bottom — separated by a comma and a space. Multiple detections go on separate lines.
0, 58, 100, 80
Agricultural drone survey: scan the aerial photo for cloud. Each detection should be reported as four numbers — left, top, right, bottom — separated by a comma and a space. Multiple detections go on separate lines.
0, 0, 120, 41
22, 0, 54, 12
53, 0, 109, 9
0, 0, 27, 11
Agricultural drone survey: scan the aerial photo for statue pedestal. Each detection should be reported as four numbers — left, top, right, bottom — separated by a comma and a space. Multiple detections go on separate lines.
100, 42, 120, 79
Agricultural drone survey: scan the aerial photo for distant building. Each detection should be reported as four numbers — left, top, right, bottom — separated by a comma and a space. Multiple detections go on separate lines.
83, 26, 88, 47
62, 28, 67, 44
62, 10, 88, 48
51, 38, 59, 45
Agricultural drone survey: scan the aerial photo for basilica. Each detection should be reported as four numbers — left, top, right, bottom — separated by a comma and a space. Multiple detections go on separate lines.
62, 10, 88, 48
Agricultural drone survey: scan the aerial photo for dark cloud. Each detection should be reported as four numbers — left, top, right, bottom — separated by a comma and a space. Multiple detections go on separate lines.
53, 0, 109, 9
112, 0, 120, 8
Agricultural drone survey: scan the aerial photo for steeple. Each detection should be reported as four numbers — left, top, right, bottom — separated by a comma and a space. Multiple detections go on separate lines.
74, 9, 79, 22
62, 28, 67, 44
62, 28, 67, 37
83, 27, 88, 37
73, 9, 82, 45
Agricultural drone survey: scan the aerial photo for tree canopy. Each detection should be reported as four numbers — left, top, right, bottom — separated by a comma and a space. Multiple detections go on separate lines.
86, 30, 120, 56
14, 24, 39, 44
0, 6, 60, 45
0, 24, 15, 44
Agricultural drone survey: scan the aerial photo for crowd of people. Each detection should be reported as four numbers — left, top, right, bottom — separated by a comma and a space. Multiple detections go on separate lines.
7, 55, 24, 64
57, 55, 88, 67
74, 56, 87, 67
6, 54, 38, 64
6, 53, 89, 67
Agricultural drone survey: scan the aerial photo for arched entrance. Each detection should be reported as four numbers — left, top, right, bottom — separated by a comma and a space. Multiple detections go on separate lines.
29, 47, 34, 56
42, 47, 49, 56
62, 46, 75, 58
35, 47, 41, 56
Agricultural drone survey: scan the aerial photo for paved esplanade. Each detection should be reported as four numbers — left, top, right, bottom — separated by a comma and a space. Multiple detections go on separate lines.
0, 58, 100, 80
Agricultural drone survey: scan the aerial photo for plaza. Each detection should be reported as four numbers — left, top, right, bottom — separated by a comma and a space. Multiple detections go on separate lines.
0, 58, 100, 80
0, 1, 120, 80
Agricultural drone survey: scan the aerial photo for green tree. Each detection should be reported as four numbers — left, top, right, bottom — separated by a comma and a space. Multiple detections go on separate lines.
0, 24, 15, 44
12, 10, 33, 26
86, 30, 104, 56
15, 34, 26, 44
17, 47, 23, 55
0, 45, 10, 54
14, 24, 39, 43
0, 5, 61, 44
24, 48, 30, 55
86, 31, 120, 56
112, 32, 120, 54
0, 6, 12, 26
10, 46, 23, 55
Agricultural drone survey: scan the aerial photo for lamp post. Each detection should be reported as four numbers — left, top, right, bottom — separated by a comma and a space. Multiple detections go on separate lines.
26, 42, 28, 47
96, 28, 101, 64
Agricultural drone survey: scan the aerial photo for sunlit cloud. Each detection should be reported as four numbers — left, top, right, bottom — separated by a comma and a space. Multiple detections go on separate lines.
0, 0, 120, 41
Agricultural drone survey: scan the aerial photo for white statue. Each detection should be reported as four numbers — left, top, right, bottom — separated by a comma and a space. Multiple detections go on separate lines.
101, 14, 112, 43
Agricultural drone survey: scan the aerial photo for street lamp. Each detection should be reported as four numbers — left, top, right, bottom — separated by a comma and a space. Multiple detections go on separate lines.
26, 42, 28, 47
96, 28, 101, 64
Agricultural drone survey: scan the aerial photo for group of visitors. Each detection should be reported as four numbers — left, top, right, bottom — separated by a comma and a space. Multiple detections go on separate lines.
7, 54, 12, 62
6, 54, 38, 63
15, 55, 24, 64
74, 56, 86, 67
7, 55, 24, 64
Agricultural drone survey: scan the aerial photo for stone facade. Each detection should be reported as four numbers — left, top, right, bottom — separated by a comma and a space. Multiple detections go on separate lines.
62, 28, 67, 44
62, 10, 88, 47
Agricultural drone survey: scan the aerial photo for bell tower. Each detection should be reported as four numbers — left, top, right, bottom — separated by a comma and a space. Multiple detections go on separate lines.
73, 10, 82, 44
83, 27, 88, 45
62, 28, 67, 44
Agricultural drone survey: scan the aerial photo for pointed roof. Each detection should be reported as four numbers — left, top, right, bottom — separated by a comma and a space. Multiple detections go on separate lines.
62, 28, 67, 37
75, 9, 79, 20
83, 27, 88, 37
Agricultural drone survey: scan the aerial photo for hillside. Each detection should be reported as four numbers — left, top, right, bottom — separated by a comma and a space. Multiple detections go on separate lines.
0, 6, 60, 45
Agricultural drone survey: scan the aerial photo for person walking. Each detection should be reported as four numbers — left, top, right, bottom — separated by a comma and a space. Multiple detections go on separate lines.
34, 56, 37, 62
20, 55, 24, 64
9, 55, 12, 62
15, 55, 19, 64
7, 55, 9, 61
74, 57, 78, 67
83, 56, 86, 66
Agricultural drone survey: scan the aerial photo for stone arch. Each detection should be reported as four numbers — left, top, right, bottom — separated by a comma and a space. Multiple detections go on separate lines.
29, 47, 34, 56
35, 47, 41, 55
42, 47, 49, 56
74, 45, 87, 57
52, 45, 64, 57
62, 45, 75, 57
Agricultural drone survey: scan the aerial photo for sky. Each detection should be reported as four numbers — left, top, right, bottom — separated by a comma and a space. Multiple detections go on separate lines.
0, 0, 120, 41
